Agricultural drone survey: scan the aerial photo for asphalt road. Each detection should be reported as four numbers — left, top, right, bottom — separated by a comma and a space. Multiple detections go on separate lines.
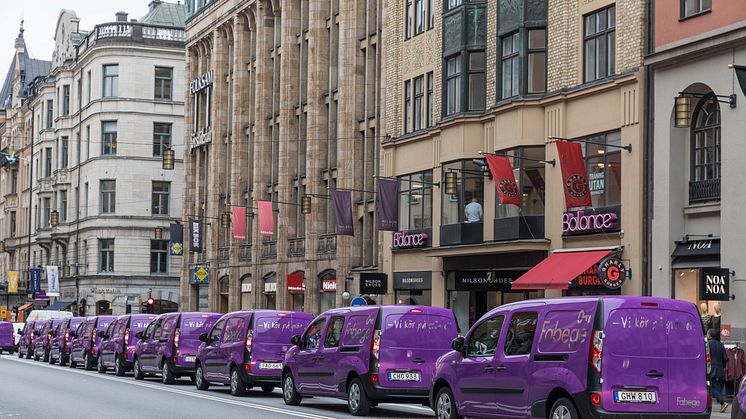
0, 354, 434, 419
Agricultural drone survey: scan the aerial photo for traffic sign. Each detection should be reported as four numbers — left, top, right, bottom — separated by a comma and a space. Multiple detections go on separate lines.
350, 297, 368, 307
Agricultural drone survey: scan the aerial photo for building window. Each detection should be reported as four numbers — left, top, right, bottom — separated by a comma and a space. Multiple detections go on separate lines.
583, 131, 622, 207
468, 52, 485, 110
99, 239, 114, 273
527, 29, 547, 93
442, 160, 485, 225
681, 0, 711, 18
398, 171, 433, 230
44, 147, 52, 177
60, 190, 67, 222
61, 136, 69, 169
87, 70, 91, 103
100, 180, 116, 214
150, 240, 168, 274
62, 85, 70, 116
429, 0, 435, 28
495, 147, 546, 219
10, 169, 17, 194
445, 55, 462, 116
414, 76, 424, 131
42, 198, 51, 228
426, 72, 434, 127
446, 0, 462, 11
154, 67, 173, 100
689, 95, 720, 203
153, 123, 172, 157
584, 6, 616, 83
9, 211, 16, 237
404, 80, 411, 133
152, 181, 170, 216
405, 0, 413, 39
415, 0, 425, 34
101, 121, 117, 155
501, 33, 520, 99
102, 64, 119, 98
46, 100, 53, 128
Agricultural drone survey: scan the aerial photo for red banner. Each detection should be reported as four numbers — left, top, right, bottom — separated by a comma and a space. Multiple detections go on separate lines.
287, 273, 305, 293
486, 155, 521, 207
556, 141, 592, 208
232, 206, 247, 240
258, 201, 274, 237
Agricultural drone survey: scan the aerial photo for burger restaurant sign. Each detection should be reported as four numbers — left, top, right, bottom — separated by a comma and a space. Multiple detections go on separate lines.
562, 206, 621, 236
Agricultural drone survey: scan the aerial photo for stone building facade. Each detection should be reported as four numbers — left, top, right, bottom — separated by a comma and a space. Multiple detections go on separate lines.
182, 0, 382, 314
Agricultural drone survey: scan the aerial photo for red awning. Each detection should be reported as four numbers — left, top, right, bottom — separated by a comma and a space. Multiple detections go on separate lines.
511, 249, 614, 290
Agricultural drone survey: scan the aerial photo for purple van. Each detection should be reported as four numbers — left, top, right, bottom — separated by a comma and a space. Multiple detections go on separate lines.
69, 316, 116, 370
17, 321, 35, 359
49, 317, 85, 366
133, 312, 221, 384
33, 319, 63, 362
97, 314, 156, 375
0, 322, 15, 354
431, 296, 710, 419
283, 305, 459, 415
734, 384, 746, 419
194, 310, 313, 396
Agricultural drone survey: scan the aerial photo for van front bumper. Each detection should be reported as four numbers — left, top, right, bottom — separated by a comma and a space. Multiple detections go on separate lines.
358, 373, 430, 405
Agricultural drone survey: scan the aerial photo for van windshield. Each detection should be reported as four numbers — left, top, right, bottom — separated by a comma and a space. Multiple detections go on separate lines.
383, 313, 456, 349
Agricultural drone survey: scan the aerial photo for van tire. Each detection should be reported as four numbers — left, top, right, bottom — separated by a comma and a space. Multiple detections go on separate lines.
162, 361, 175, 384
59, 355, 67, 367
435, 387, 461, 419
17, 348, 23, 358
114, 355, 125, 376
230, 367, 247, 397
347, 378, 371, 416
43, 350, 50, 363
25, 348, 32, 359
549, 397, 579, 419
33, 352, 40, 361
133, 358, 145, 380
195, 364, 209, 390
84, 352, 95, 370
97, 355, 107, 373
283, 373, 302, 406
48, 353, 56, 365
69, 356, 77, 368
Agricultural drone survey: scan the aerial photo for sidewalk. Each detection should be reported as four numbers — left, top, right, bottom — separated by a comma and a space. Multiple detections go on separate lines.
712, 407, 731, 418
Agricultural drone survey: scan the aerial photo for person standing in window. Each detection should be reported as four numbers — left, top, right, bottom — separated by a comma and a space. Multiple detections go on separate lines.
464, 198, 483, 223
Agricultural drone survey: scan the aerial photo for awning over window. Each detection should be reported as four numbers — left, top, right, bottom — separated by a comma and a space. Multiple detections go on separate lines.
511, 249, 614, 290
46, 301, 74, 311
17, 303, 33, 311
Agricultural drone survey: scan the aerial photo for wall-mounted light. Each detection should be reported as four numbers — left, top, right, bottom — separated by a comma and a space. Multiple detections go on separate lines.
221, 212, 231, 228
301, 195, 312, 214
62, 264, 71, 277
154, 227, 163, 240
0, 240, 5, 253
162, 148, 175, 170
50, 210, 60, 226
444, 171, 458, 195
674, 94, 692, 128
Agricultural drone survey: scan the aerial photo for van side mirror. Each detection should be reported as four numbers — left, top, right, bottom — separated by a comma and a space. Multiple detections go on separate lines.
135, 331, 144, 340
451, 336, 465, 353
290, 335, 301, 347
199, 333, 208, 343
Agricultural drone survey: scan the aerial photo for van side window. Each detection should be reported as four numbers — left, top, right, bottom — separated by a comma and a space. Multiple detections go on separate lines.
324, 317, 345, 349
143, 321, 156, 340
223, 318, 245, 343
152, 319, 164, 340
162, 317, 178, 337
105, 322, 115, 338
209, 319, 225, 345
302, 318, 326, 351
504, 312, 538, 356
467, 315, 504, 357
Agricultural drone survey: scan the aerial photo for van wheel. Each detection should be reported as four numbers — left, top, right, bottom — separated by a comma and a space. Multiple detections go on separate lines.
162, 361, 175, 384
435, 386, 461, 419
48, 353, 55, 365
59, 355, 67, 367
17, 349, 23, 359
283, 373, 302, 406
25, 348, 32, 359
84, 353, 94, 371
347, 378, 371, 416
230, 367, 247, 397
133, 358, 145, 381
43, 350, 50, 363
549, 397, 579, 419
69, 356, 77, 368
261, 385, 275, 393
33, 352, 40, 362
114, 355, 125, 377
97, 356, 107, 374
195, 364, 209, 390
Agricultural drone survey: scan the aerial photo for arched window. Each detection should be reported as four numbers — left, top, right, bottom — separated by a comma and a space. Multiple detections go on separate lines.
690, 94, 721, 203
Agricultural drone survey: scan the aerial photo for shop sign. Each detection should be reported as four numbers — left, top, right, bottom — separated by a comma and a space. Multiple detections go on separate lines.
360, 273, 388, 295
562, 206, 620, 236
392, 231, 429, 249
241, 282, 252, 293
190, 128, 212, 152
189, 70, 214, 95
393, 271, 432, 290
189, 219, 203, 253
573, 264, 622, 290
454, 271, 524, 292
699, 268, 730, 301
287, 273, 305, 294
721, 324, 732, 339
598, 257, 626, 290
264, 282, 277, 293
322, 279, 337, 292
672, 238, 720, 258
192, 266, 209, 284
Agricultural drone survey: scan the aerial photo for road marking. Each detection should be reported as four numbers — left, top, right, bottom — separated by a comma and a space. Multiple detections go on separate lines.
1, 356, 335, 419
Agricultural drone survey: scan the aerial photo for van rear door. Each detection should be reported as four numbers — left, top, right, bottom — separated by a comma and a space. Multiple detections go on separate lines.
602, 300, 706, 414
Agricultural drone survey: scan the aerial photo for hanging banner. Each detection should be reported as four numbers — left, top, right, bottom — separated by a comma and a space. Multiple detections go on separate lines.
189, 219, 203, 253
258, 201, 274, 237
45, 266, 60, 297
29, 268, 42, 294
486, 155, 521, 207
376, 178, 399, 231
287, 273, 305, 294
232, 206, 247, 240
169, 223, 184, 255
332, 190, 354, 236
7, 271, 18, 294
556, 141, 592, 208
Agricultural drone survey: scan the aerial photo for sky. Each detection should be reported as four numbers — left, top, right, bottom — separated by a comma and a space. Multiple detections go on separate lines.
0, 0, 153, 68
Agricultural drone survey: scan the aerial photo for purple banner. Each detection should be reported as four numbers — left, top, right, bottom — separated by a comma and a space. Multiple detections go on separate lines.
376, 178, 399, 231
332, 190, 354, 236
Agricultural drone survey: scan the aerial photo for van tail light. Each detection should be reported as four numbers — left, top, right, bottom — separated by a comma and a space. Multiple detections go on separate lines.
65, 331, 69, 341
371, 329, 381, 365
174, 328, 180, 349
124, 328, 130, 345
244, 363, 251, 372
706, 340, 712, 381
589, 330, 604, 373
371, 373, 378, 384
245, 329, 254, 356
92, 330, 97, 344
590, 392, 601, 406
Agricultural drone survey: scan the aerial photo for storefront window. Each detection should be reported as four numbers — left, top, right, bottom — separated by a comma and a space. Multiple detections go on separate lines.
319, 270, 337, 313
583, 131, 622, 207
398, 171, 433, 230
263, 273, 277, 309
442, 160, 485, 225
396, 290, 432, 306
495, 146, 545, 219
240, 275, 252, 310
448, 290, 540, 332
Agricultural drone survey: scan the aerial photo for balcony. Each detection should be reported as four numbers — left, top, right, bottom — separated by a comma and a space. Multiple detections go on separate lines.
317, 234, 337, 257
218, 247, 229, 266
239, 245, 252, 263
689, 178, 720, 204
288, 238, 305, 258
262, 241, 277, 261
77, 22, 186, 55
440, 223, 483, 246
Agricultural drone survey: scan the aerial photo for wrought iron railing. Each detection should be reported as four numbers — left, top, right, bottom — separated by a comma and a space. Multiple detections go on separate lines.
689, 178, 720, 204
288, 238, 305, 258
239, 245, 252, 263
317, 234, 337, 256
262, 241, 277, 260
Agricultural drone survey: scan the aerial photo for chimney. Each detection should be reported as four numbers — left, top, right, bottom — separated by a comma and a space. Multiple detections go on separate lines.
149, 1, 163, 12
115, 11, 128, 22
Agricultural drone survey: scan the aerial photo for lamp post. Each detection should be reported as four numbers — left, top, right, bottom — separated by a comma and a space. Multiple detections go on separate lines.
444, 171, 458, 195
162, 148, 175, 170
674, 94, 692, 128
50, 210, 60, 227
154, 227, 163, 241
221, 212, 231, 229
301, 195, 312, 214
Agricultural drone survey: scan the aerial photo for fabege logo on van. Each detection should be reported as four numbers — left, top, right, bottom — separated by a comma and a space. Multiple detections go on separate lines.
393, 231, 429, 249
598, 257, 625, 290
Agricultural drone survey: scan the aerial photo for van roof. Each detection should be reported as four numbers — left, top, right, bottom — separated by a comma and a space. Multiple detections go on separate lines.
483, 296, 695, 318
323, 305, 454, 316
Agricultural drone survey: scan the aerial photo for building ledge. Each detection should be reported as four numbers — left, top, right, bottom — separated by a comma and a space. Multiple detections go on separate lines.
684, 202, 720, 215
422, 239, 550, 257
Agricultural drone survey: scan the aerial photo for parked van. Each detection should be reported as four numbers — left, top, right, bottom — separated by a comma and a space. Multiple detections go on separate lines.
25, 310, 73, 322
0, 322, 15, 354
13, 322, 24, 346
18, 321, 44, 359
33, 319, 62, 362
98, 314, 156, 375
733, 381, 746, 419
69, 316, 116, 370
134, 312, 221, 384
282, 305, 459, 415
49, 317, 85, 366
194, 310, 313, 396
430, 296, 710, 419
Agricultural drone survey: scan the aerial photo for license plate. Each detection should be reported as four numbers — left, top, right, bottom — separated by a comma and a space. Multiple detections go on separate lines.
258, 362, 282, 370
184, 356, 196, 363
614, 391, 657, 403
388, 372, 420, 382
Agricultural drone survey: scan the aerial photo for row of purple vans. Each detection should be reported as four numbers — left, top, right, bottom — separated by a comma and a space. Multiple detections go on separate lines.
8, 296, 732, 418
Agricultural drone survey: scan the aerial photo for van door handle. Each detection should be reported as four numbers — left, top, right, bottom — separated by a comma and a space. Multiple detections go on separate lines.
646, 370, 664, 378
412, 358, 426, 364
484, 366, 495, 372
495, 365, 507, 371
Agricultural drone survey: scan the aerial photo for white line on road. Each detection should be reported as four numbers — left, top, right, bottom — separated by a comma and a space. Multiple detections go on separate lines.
1, 356, 336, 419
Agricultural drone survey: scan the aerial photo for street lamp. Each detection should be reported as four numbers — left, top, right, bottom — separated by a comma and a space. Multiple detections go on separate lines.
221, 212, 231, 228
444, 171, 458, 195
0, 240, 5, 253
62, 264, 71, 277
162, 148, 175, 170
674, 94, 692, 128
301, 195, 312, 214
154, 227, 163, 240
50, 210, 60, 226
